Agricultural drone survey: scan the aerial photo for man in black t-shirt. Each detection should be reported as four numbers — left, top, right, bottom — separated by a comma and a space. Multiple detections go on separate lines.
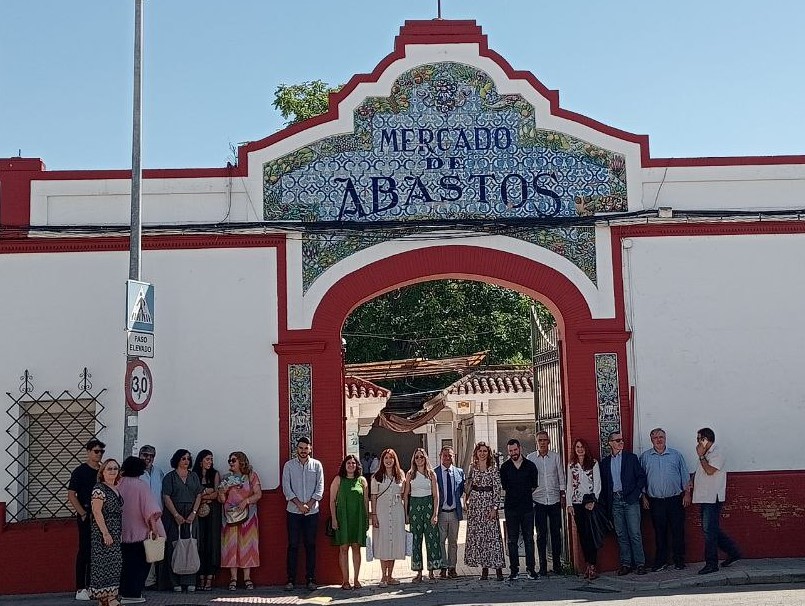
67, 438, 105, 601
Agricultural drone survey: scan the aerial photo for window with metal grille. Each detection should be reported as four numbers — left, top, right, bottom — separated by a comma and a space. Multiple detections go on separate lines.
5, 369, 106, 522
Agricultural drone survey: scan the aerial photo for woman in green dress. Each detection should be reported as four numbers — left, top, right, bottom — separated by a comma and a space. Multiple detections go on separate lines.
329, 454, 369, 590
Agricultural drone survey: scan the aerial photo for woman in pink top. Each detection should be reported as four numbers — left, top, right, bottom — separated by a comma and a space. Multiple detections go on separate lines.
118, 456, 164, 602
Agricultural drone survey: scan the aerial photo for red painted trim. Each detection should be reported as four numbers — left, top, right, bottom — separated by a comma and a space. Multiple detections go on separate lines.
273, 341, 327, 354
613, 221, 805, 239
0, 234, 285, 254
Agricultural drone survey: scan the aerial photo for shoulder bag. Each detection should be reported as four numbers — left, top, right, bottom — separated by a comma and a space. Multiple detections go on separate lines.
171, 523, 200, 575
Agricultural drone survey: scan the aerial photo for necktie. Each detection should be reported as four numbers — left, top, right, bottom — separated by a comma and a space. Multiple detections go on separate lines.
445, 468, 453, 507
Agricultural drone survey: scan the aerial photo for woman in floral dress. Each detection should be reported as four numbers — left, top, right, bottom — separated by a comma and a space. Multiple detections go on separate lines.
463, 442, 505, 581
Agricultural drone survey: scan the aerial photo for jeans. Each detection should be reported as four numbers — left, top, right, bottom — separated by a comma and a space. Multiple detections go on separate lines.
504, 506, 535, 573
700, 502, 740, 567
612, 494, 645, 567
533, 501, 562, 573
287, 511, 319, 582
75, 515, 91, 590
648, 494, 686, 566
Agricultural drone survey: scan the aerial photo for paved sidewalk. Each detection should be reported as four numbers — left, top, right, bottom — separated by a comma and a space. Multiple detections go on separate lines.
3, 521, 805, 605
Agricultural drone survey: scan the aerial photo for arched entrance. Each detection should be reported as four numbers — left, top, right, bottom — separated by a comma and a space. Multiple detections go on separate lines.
274, 242, 630, 580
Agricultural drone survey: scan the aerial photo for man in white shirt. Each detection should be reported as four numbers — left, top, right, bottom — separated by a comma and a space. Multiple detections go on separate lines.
526, 431, 566, 576
282, 437, 325, 591
692, 427, 741, 575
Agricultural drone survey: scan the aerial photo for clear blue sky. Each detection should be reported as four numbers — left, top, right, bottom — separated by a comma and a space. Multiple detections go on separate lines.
2, 1, 804, 171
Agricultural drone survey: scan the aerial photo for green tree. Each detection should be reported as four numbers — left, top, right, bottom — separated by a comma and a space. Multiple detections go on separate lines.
343, 280, 555, 367
272, 80, 342, 125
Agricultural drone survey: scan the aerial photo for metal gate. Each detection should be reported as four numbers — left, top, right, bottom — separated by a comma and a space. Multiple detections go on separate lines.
530, 307, 569, 570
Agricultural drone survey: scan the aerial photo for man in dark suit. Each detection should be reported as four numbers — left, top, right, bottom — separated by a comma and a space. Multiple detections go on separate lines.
600, 431, 648, 575
435, 446, 465, 578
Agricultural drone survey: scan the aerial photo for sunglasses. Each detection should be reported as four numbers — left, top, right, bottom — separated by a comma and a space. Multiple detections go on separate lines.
140, 452, 155, 458
228, 458, 238, 463
180, 456, 191, 461
91, 449, 105, 454
414, 454, 425, 459
610, 438, 624, 443
106, 466, 119, 471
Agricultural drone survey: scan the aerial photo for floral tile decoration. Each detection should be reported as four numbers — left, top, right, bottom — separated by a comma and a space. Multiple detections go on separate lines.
265, 62, 627, 292
289, 364, 312, 457
594, 353, 622, 456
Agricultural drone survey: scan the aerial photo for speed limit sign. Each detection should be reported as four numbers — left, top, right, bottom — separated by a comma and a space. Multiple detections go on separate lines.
125, 359, 153, 411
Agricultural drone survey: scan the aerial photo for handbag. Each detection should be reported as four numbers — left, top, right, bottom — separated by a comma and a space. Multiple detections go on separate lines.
325, 516, 336, 538
197, 502, 211, 518
171, 523, 200, 575
143, 531, 165, 563
404, 531, 413, 557
225, 505, 248, 525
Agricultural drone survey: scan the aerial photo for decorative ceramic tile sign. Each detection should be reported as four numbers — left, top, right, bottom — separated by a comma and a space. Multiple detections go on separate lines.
264, 62, 627, 224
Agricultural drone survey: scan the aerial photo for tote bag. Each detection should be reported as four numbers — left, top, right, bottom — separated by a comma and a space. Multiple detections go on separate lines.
143, 532, 165, 563
171, 523, 200, 575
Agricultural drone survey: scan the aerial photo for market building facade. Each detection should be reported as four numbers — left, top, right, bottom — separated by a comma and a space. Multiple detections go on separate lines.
1, 20, 804, 592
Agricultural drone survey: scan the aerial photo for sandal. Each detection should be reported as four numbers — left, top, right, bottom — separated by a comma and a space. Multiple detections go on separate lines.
244, 580, 254, 590
353, 581, 362, 589
341, 582, 352, 590
228, 579, 237, 591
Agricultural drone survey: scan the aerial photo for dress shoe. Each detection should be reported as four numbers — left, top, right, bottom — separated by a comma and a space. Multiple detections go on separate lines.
722, 555, 741, 567
439, 568, 447, 579
674, 563, 686, 570
698, 564, 719, 575
448, 568, 458, 578
651, 564, 668, 572
635, 565, 648, 575
526, 569, 540, 580
616, 565, 631, 576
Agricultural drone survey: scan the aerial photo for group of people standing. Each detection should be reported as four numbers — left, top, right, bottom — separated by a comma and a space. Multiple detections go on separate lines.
567, 426, 742, 580
69, 426, 742, 602
68, 441, 262, 605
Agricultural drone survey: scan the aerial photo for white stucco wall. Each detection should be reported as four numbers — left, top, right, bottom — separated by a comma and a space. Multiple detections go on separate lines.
625, 233, 805, 471
0, 246, 281, 509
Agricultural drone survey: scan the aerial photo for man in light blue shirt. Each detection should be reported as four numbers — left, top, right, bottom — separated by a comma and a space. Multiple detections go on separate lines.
639, 427, 691, 571
139, 444, 165, 510
281, 437, 324, 591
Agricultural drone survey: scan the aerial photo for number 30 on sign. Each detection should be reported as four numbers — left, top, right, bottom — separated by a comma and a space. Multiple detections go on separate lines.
125, 359, 153, 412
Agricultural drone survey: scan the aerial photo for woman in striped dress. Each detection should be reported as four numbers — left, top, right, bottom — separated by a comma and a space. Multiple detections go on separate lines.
403, 448, 441, 582
218, 451, 262, 590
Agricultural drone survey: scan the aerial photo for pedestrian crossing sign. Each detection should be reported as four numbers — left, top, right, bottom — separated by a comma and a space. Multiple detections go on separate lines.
126, 280, 155, 333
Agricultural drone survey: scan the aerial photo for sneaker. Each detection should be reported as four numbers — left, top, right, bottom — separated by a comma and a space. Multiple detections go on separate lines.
508, 572, 519, 581
75, 590, 90, 601
173, 586, 182, 592
187, 585, 196, 592
284, 582, 295, 591
651, 564, 669, 572
120, 598, 146, 604
698, 564, 719, 575
527, 570, 540, 580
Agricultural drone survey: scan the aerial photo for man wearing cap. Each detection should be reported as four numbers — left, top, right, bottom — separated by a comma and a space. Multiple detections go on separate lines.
139, 445, 164, 510
139, 445, 164, 589
67, 438, 105, 601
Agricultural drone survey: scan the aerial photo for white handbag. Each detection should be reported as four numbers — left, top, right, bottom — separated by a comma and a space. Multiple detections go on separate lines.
143, 531, 165, 563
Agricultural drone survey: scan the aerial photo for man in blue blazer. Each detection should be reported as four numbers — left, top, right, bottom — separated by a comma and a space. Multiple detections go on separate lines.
600, 431, 648, 575
435, 446, 465, 578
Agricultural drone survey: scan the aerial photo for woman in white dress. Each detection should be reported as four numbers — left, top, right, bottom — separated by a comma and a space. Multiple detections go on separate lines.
370, 448, 406, 587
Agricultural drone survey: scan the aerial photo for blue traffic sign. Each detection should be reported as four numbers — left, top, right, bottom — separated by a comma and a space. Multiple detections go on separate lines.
126, 280, 154, 333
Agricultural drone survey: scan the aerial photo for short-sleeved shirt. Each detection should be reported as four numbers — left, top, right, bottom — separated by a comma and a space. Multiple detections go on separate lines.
68, 462, 99, 509
692, 443, 727, 504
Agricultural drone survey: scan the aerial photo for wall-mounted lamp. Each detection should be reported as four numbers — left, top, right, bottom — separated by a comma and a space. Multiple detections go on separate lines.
658, 207, 673, 218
